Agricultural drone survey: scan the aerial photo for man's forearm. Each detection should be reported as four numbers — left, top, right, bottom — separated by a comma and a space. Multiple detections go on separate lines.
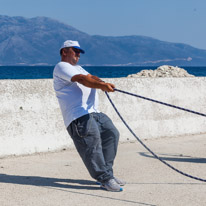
88, 74, 105, 83
71, 74, 115, 92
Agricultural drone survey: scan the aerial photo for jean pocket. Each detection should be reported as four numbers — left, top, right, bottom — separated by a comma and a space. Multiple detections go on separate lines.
73, 113, 93, 138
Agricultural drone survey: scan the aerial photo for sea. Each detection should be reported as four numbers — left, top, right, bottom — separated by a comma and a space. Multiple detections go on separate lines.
0, 66, 206, 79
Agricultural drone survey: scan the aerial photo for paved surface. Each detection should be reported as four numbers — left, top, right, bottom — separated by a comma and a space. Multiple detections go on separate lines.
0, 133, 206, 206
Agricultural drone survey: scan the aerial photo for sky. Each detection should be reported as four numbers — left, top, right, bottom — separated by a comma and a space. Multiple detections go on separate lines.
0, 0, 206, 50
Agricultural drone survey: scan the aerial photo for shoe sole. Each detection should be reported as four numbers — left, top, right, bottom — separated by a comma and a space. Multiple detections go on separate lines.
96, 181, 125, 186
100, 185, 123, 192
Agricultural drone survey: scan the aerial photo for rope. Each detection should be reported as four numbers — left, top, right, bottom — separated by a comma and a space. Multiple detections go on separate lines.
114, 88, 206, 118
105, 90, 206, 183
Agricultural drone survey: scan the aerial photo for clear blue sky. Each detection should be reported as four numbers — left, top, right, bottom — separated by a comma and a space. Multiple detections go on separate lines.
1, 0, 206, 49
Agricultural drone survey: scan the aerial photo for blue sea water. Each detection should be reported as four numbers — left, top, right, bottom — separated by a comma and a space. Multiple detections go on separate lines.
0, 66, 206, 79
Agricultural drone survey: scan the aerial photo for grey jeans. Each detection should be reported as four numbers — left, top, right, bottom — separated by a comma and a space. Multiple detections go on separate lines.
67, 112, 120, 183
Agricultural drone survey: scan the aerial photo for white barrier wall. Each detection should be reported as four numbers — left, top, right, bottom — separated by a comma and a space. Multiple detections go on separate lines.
0, 78, 206, 157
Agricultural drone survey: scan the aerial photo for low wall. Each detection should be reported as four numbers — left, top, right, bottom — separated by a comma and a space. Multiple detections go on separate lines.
0, 77, 206, 157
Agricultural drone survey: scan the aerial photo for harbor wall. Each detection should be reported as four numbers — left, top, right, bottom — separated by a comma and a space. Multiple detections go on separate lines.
0, 77, 206, 157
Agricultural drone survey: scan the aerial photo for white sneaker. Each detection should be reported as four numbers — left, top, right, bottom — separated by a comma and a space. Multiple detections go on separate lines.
114, 177, 126, 186
100, 178, 123, 192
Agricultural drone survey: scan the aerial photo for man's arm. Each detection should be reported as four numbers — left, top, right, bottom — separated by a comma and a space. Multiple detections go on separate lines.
87, 74, 105, 82
71, 74, 115, 92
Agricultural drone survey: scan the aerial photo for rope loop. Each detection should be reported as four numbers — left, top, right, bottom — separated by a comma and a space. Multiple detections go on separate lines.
105, 89, 206, 183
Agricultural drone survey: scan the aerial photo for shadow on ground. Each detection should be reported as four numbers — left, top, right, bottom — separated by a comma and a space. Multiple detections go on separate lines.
0, 173, 98, 190
0, 173, 155, 206
139, 152, 206, 163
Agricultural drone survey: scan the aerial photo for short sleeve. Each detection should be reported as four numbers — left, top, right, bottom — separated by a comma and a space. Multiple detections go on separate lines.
53, 62, 81, 82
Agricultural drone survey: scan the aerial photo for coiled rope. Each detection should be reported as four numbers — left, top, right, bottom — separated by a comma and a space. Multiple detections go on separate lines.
105, 89, 206, 183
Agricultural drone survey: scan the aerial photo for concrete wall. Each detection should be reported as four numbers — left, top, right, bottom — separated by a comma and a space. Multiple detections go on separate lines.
0, 78, 206, 157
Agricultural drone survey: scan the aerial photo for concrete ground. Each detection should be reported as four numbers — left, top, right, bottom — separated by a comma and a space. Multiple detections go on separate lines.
0, 133, 206, 206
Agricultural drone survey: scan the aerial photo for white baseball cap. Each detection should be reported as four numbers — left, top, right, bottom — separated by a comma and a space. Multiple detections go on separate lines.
60, 40, 85, 54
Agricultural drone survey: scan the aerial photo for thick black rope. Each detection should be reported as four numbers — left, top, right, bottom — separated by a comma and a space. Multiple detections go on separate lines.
114, 88, 206, 117
105, 90, 206, 183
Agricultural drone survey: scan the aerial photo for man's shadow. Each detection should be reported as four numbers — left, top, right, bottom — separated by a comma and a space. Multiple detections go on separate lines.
0, 173, 156, 206
0, 173, 98, 190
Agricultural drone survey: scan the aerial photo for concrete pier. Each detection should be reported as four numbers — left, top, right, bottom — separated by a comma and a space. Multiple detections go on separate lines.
0, 134, 206, 206
0, 77, 206, 157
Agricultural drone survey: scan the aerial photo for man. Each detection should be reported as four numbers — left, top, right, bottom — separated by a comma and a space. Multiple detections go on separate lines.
53, 40, 125, 192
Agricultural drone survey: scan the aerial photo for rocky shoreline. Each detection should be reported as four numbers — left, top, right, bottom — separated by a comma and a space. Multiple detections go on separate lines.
127, 65, 195, 78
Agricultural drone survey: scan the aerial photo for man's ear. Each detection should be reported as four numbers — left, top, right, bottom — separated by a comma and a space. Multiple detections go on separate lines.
62, 48, 70, 56
61, 48, 66, 56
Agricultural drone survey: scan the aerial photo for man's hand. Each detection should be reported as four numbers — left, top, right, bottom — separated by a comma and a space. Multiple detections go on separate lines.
100, 83, 115, 92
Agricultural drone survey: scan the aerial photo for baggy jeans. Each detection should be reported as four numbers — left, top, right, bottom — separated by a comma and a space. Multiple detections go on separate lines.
67, 112, 120, 183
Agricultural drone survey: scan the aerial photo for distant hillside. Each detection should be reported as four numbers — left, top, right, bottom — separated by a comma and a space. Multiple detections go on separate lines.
0, 15, 206, 66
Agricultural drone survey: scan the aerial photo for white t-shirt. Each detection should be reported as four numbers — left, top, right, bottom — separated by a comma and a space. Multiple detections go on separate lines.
53, 61, 100, 128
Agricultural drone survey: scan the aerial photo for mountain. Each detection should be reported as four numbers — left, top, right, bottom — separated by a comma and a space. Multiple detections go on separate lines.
0, 15, 206, 66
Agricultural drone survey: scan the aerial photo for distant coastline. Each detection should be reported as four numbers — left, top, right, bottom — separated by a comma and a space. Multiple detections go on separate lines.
1, 15, 206, 66
1, 63, 206, 67
0, 65, 206, 79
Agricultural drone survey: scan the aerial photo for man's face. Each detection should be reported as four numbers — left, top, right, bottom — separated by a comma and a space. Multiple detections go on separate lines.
62, 47, 81, 65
